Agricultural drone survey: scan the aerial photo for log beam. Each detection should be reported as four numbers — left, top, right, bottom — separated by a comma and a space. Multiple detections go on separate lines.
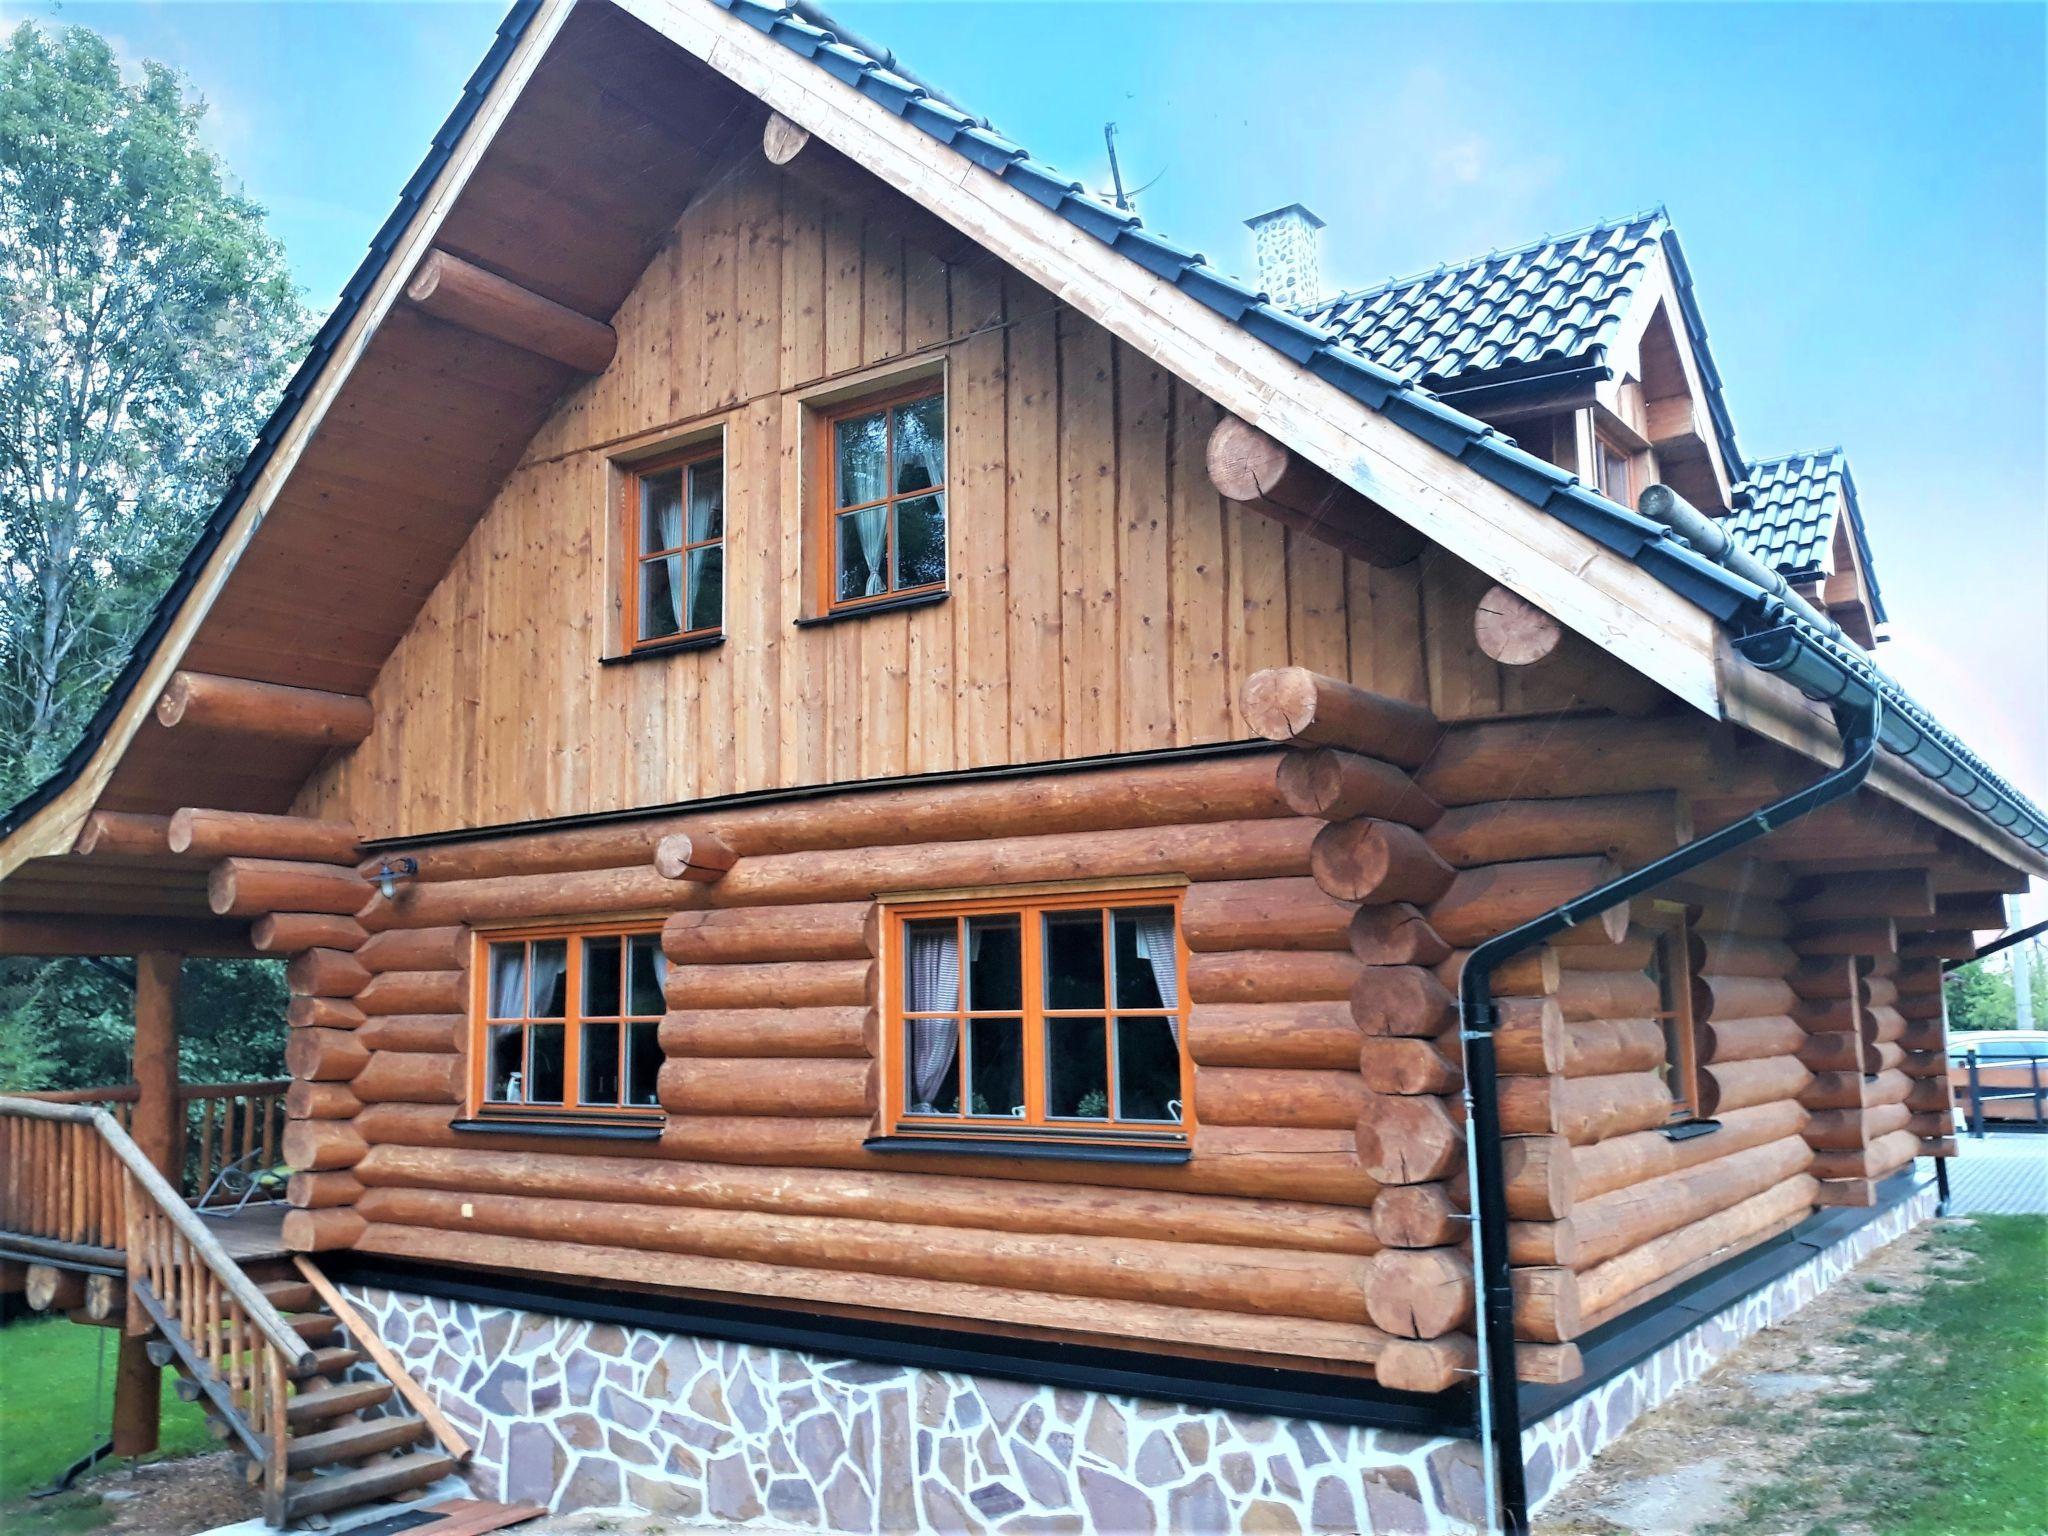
156, 671, 371, 746
1241, 668, 1441, 766
1470, 584, 1664, 716
1207, 416, 1426, 569
405, 248, 616, 372
170, 809, 360, 865
72, 812, 176, 858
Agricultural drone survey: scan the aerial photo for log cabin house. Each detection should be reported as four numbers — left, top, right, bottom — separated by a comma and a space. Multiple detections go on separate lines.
1, 1, 2041, 1530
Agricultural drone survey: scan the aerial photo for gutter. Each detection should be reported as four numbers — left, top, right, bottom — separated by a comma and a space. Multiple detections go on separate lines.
1458, 688, 1884, 1535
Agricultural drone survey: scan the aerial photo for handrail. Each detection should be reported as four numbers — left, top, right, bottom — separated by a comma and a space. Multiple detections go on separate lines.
20, 1079, 290, 1106
0, 1095, 313, 1369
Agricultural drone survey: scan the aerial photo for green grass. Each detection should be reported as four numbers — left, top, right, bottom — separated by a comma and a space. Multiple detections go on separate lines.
0, 1318, 213, 1508
1705, 1216, 2048, 1536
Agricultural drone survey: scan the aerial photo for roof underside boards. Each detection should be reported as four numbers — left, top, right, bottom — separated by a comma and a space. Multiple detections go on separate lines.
1729, 449, 1887, 623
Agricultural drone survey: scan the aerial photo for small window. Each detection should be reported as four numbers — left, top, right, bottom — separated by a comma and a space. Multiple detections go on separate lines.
1595, 435, 1634, 507
626, 446, 723, 648
885, 891, 1190, 1146
476, 926, 665, 1120
817, 380, 946, 613
1642, 907, 1702, 1120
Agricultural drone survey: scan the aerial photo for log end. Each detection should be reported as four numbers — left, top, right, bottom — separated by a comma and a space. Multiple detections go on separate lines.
1205, 415, 1293, 506
763, 111, 812, 166
1473, 584, 1564, 667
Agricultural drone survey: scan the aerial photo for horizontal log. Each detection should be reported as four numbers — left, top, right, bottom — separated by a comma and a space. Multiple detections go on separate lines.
1187, 949, 1362, 1004
1181, 878, 1355, 953
280, 1208, 366, 1253
1350, 966, 1452, 1037
26, 1266, 86, 1312
1198, 1068, 1364, 1130
355, 971, 466, 1016
1906, 1076, 1954, 1114
286, 1171, 363, 1210
1363, 1248, 1471, 1338
1792, 917, 1898, 956
1208, 419, 1428, 571
0, 913, 256, 959
353, 1142, 1378, 1257
1805, 1101, 1911, 1151
1562, 1018, 1666, 1078
281, 1119, 367, 1172
1511, 1267, 1582, 1345
653, 831, 738, 883
1371, 1183, 1462, 1248
1310, 820, 1456, 905
1424, 793, 1687, 871
210, 858, 371, 918
1700, 1055, 1811, 1117
1576, 1174, 1818, 1325
1185, 1002, 1359, 1071
1794, 1030, 1864, 1074
1240, 668, 1441, 767
377, 819, 1320, 928
404, 247, 616, 372
1274, 749, 1441, 829
285, 1029, 368, 1083
1359, 1036, 1460, 1096
1348, 904, 1450, 967
665, 959, 872, 1012
1898, 931, 1979, 962
1786, 955, 1867, 1001
1689, 933, 1798, 980
1867, 1041, 1906, 1075
251, 913, 366, 955
658, 1058, 875, 1119
1418, 715, 1781, 806
1374, 1335, 1474, 1393
73, 812, 176, 858
170, 809, 359, 864
1861, 1004, 1906, 1046
1494, 997, 1569, 1076
1573, 1100, 1810, 1202
355, 926, 468, 974
1503, 1135, 1580, 1220
1695, 974, 1797, 1020
1429, 858, 1624, 949
1555, 932, 1656, 972
663, 904, 871, 965
1436, 948, 1560, 998
1704, 1015, 1805, 1065
287, 948, 370, 999
287, 996, 364, 1031
1510, 1219, 1578, 1268
1356, 1092, 1461, 1185
660, 1006, 870, 1061
352, 1053, 463, 1106
1810, 1128, 1921, 1182
286, 1081, 361, 1120
157, 671, 371, 745
1554, 970, 1659, 1023
1501, 1072, 1675, 1144
1788, 870, 1935, 923
1570, 1135, 1813, 1271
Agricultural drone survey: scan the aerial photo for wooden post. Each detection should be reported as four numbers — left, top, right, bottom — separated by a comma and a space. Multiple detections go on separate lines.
116, 950, 182, 1457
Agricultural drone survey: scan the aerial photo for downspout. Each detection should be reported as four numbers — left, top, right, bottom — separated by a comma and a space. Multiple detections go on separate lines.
1459, 686, 1883, 1535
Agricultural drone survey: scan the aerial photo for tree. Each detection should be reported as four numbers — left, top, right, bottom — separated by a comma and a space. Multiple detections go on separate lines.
0, 21, 310, 802
1945, 944, 2048, 1034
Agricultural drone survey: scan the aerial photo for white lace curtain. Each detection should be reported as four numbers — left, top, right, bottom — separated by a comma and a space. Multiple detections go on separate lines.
1132, 909, 1179, 1041
907, 924, 960, 1111
852, 506, 887, 596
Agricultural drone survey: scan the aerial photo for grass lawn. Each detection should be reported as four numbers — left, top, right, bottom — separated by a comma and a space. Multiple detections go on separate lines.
1706, 1215, 2048, 1536
0, 1317, 212, 1511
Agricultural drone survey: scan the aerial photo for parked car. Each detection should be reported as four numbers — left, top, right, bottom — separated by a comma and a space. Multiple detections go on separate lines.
1948, 1030, 2048, 1127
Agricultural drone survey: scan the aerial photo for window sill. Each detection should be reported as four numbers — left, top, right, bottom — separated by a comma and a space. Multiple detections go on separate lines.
452, 1116, 664, 1141
794, 588, 949, 628
600, 633, 725, 666
1660, 1118, 1722, 1142
864, 1135, 1190, 1166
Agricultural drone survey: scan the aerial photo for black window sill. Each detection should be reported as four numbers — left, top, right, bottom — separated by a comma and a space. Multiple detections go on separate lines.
794, 588, 949, 628
864, 1135, 1190, 1166
1660, 1118, 1722, 1142
452, 1117, 663, 1141
600, 633, 725, 666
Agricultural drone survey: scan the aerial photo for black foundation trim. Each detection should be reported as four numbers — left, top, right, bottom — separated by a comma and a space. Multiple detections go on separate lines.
864, 1135, 1189, 1165
600, 634, 725, 665
450, 1117, 662, 1141
326, 1254, 1474, 1436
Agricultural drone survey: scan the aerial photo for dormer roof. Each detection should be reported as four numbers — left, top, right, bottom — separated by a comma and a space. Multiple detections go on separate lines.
1729, 449, 1887, 624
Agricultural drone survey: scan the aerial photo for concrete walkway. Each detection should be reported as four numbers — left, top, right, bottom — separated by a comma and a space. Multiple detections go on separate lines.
1944, 1131, 2048, 1214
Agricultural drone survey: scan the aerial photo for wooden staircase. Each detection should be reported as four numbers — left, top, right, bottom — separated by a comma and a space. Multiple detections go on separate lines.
2, 1096, 466, 1527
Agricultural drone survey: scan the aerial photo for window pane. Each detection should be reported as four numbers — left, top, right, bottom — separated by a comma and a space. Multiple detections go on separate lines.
528, 1025, 565, 1104
904, 920, 961, 1013
485, 1025, 523, 1101
1043, 910, 1106, 1010
1046, 1017, 1108, 1119
580, 1021, 621, 1107
836, 508, 887, 600
904, 1017, 960, 1115
894, 494, 945, 590
1116, 1017, 1181, 1123
686, 545, 723, 633
965, 916, 1021, 1012
639, 554, 682, 640
626, 1021, 662, 1107
486, 944, 526, 1019
967, 1017, 1024, 1118
582, 936, 622, 1018
1112, 907, 1178, 1010
686, 459, 723, 541
640, 468, 684, 553
530, 940, 568, 1018
893, 394, 944, 494
628, 934, 665, 1016
835, 409, 889, 507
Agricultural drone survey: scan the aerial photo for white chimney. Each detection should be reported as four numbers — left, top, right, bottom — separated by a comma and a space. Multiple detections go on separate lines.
1246, 203, 1326, 310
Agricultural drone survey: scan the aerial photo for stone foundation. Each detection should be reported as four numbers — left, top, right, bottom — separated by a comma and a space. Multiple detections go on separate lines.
343, 1182, 1933, 1533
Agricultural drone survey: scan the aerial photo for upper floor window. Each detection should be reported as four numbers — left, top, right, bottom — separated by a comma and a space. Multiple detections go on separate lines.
883, 890, 1190, 1148
1642, 906, 1702, 1121
627, 446, 723, 649
818, 380, 946, 613
1595, 434, 1634, 508
475, 926, 665, 1119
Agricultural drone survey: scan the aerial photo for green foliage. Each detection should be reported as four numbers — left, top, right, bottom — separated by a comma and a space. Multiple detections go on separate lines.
1946, 944, 2048, 1034
0, 20, 310, 803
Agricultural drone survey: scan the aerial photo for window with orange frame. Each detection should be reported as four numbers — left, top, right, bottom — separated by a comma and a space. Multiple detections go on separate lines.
882, 890, 1191, 1148
815, 379, 946, 614
471, 925, 666, 1121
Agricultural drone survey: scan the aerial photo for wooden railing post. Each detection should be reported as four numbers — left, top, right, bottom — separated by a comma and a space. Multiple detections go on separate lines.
117, 950, 181, 1458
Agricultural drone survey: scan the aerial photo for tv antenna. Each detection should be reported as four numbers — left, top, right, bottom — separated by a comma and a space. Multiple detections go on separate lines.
1102, 122, 1165, 215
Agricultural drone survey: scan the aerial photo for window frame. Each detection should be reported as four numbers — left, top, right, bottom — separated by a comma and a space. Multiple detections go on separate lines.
622, 441, 726, 653
879, 887, 1194, 1149
467, 921, 668, 1124
1641, 904, 1704, 1122
812, 376, 949, 617
1594, 431, 1636, 508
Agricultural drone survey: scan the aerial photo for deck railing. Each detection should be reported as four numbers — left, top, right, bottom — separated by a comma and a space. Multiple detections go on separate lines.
17, 1080, 287, 1206
0, 1095, 307, 1520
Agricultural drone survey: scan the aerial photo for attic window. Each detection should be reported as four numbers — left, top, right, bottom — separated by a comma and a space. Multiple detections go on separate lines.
626, 445, 724, 649
1595, 435, 1634, 508
816, 379, 947, 614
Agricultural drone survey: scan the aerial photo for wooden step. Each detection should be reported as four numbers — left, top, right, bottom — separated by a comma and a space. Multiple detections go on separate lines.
284, 1451, 457, 1519
259, 1280, 318, 1312
286, 1415, 429, 1471
285, 1379, 394, 1426
290, 1345, 361, 1380
283, 1311, 341, 1344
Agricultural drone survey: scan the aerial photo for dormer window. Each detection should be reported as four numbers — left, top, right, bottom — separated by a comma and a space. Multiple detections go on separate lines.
1595, 434, 1634, 508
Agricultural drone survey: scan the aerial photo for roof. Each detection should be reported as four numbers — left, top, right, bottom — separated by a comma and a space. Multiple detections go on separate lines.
1, 0, 2039, 868
1299, 209, 1745, 479
1729, 449, 1888, 623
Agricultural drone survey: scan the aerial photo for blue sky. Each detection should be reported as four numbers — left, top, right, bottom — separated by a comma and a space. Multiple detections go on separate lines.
10, 0, 2046, 883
